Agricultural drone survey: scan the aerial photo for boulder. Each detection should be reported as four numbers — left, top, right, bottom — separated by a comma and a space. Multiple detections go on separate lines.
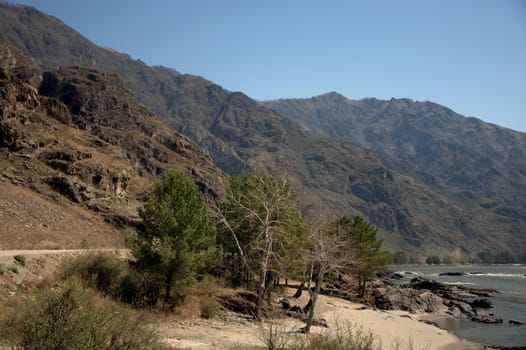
471, 309, 503, 324
439, 272, 466, 276
471, 299, 492, 309
372, 284, 448, 314
364, 277, 501, 324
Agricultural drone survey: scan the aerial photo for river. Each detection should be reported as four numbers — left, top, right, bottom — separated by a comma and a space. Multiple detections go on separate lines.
391, 265, 526, 348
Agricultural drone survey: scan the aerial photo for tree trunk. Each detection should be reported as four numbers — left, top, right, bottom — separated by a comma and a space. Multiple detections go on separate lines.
256, 273, 266, 320
358, 275, 366, 297
303, 269, 323, 333
164, 270, 173, 302
256, 249, 269, 320
292, 281, 304, 298
264, 271, 275, 305
256, 225, 272, 320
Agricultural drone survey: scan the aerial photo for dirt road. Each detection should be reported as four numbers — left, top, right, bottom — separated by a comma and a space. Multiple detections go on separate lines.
0, 248, 125, 258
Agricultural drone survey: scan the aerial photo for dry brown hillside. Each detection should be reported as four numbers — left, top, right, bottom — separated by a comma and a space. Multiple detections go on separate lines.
0, 44, 226, 249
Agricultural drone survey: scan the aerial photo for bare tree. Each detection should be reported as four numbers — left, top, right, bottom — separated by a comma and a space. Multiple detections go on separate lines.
217, 173, 306, 320
301, 210, 355, 333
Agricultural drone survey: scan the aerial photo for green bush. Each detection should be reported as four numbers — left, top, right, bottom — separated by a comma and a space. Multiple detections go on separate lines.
61, 253, 162, 307
0, 283, 165, 350
425, 256, 441, 265
61, 253, 124, 293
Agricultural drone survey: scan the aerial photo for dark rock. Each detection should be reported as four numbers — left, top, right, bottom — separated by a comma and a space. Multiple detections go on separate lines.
471, 299, 493, 309
364, 277, 501, 325
419, 319, 440, 328
509, 319, 525, 325
408, 276, 498, 298
44, 176, 81, 202
471, 309, 502, 324
281, 298, 291, 310
439, 272, 466, 276
409, 276, 447, 292
469, 288, 499, 298
371, 284, 447, 314
377, 271, 404, 281
391, 273, 404, 280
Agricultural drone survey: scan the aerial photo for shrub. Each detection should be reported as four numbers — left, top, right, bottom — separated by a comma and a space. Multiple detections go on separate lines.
13, 255, 26, 266
199, 296, 220, 319
425, 256, 441, 265
60, 253, 162, 307
61, 253, 125, 293
0, 283, 164, 350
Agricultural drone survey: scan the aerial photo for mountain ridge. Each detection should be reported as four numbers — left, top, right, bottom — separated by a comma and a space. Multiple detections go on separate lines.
1, 3, 524, 258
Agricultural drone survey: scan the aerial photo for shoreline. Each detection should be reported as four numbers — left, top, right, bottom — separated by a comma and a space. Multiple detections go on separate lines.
161, 289, 482, 350
313, 293, 480, 350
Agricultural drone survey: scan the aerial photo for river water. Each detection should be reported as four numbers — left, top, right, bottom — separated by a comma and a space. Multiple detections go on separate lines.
391, 265, 526, 348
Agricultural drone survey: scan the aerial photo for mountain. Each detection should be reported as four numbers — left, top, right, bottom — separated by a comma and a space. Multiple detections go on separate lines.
0, 37, 226, 249
265, 93, 526, 255
1, 3, 524, 258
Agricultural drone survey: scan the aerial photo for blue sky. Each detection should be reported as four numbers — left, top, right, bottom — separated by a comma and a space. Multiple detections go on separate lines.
9, 0, 526, 132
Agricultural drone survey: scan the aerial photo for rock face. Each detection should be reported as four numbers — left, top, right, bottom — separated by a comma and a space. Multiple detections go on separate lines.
0, 44, 226, 248
365, 277, 502, 324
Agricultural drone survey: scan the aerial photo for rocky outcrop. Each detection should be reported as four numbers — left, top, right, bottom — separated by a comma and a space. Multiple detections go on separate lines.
371, 284, 448, 314
365, 276, 502, 324
0, 55, 227, 248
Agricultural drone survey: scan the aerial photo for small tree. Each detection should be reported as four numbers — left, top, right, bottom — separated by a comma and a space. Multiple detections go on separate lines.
341, 216, 390, 296
425, 255, 441, 265
391, 251, 408, 265
128, 170, 220, 302
301, 211, 348, 333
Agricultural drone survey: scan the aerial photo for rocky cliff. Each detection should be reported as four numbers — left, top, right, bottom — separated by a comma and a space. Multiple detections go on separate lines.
0, 39, 226, 249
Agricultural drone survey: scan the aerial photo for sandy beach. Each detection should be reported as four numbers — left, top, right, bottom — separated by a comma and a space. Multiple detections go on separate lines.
161, 289, 480, 350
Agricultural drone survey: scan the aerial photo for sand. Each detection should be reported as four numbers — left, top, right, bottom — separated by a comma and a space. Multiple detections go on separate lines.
160, 290, 480, 350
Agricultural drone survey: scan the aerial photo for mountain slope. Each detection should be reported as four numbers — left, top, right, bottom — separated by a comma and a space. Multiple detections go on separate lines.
0, 39, 226, 249
265, 93, 526, 253
1, 3, 524, 257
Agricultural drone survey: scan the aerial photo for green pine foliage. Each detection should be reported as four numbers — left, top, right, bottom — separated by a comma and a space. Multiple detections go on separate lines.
339, 215, 391, 296
127, 170, 221, 302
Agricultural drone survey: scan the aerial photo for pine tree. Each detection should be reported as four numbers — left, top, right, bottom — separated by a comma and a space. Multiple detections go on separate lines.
128, 171, 220, 302
341, 215, 390, 296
